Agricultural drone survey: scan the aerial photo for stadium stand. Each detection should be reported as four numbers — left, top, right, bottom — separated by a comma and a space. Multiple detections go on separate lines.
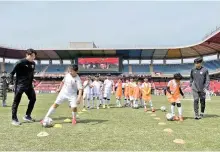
122, 65, 129, 73
45, 64, 68, 73
35, 81, 61, 92
35, 65, 47, 73
5, 63, 14, 72
131, 64, 150, 74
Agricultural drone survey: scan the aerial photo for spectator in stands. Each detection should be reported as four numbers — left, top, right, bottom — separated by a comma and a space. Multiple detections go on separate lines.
190, 57, 210, 120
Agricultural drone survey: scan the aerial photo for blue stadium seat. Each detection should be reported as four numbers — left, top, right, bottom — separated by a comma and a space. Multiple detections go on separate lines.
122, 65, 129, 72
153, 63, 194, 74
46, 64, 67, 73
5, 63, 14, 72
131, 64, 150, 74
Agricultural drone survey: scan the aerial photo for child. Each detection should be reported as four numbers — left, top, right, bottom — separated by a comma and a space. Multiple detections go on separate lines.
92, 76, 102, 109
133, 79, 142, 108
115, 77, 123, 107
41, 65, 83, 125
142, 77, 155, 112
103, 74, 114, 109
128, 77, 135, 107
83, 76, 93, 109
166, 73, 185, 121
124, 79, 130, 107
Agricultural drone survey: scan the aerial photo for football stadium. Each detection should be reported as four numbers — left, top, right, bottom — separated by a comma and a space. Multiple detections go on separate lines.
0, 26, 220, 151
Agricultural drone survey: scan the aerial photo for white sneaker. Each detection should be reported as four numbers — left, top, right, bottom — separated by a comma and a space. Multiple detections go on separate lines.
97, 107, 99, 109
11, 120, 21, 126
23, 116, 35, 122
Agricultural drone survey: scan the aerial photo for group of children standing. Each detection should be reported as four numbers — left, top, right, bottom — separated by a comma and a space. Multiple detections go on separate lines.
82, 73, 185, 121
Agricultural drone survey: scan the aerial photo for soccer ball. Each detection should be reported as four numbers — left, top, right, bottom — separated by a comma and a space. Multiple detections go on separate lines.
42, 117, 53, 128
166, 113, 174, 121
160, 106, 166, 112
133, 104, 139, 109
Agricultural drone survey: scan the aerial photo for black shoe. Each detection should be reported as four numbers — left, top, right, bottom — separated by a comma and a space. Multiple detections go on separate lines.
194, 116, 201, 120
23, 115, 35, 122
200, 113, 204, 118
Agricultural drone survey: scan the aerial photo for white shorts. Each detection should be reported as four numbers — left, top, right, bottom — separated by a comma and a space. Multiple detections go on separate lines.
104, 91, 111, 99
55, 93, 77, 108
129, 96, 134, 101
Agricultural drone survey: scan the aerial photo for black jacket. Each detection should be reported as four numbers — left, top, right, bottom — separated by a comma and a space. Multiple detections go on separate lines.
10, 58, 35, 90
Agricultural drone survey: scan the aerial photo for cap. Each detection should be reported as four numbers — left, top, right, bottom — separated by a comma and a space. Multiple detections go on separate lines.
194, 57, 203, 63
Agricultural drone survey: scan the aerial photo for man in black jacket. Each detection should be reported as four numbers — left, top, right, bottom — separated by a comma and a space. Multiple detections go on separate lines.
190, 57, 210, 120
10, 49, 37, 125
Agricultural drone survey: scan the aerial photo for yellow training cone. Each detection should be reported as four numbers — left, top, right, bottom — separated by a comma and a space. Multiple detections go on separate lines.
53, 124, 62, 128
82, 108, 87, 112
64, 119, 71, 123
37, 131, 49, 137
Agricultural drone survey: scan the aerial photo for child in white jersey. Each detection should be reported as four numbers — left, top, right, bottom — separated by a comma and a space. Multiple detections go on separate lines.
41, 65, 83, 125
103, 74, 114, 109
83, 76, 93, 109
92, 76, 102, 109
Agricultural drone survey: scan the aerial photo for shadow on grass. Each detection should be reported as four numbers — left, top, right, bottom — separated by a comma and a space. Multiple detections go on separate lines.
1, 105, 27, 108
79, 119, 108, 124
36, 117, 108, 125
184, 114, 220, 120
204, 114, 220, 118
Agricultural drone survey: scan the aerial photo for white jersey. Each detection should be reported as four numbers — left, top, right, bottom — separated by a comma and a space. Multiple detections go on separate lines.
83, 80, 93, 94
90, 82, 94, 95
122, 83, 125, 89
60, 73, 82, 97
92, 80, 102, 94
104, 79, 114, 92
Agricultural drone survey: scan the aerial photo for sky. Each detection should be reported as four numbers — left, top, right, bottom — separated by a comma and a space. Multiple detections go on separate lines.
0, 1, 220, 50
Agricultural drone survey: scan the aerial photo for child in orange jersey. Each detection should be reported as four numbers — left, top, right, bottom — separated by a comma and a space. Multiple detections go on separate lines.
133, 79, 142, 108
166, 73, 185, 121
142, 77, 155, 112
115, 78, 123, 107
124, 79, 130, 106
128, 77, 135, 107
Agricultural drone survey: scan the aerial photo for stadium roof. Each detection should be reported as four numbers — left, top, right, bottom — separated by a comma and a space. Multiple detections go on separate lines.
1, 29, 220, 60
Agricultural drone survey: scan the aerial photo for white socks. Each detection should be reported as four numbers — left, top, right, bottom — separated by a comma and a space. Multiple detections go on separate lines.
72, 112, 76, 118
178, 107, 182, 116
171, 105, 175, 116
45, 106, 56, 118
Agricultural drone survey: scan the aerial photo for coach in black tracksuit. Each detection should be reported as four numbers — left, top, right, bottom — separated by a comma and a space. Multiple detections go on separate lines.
10, 49, 37, 126
190, 57, 210, 120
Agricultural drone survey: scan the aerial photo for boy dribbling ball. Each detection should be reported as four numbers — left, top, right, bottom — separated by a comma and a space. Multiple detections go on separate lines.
41, 64, 83, 125
166, 73, 185, 121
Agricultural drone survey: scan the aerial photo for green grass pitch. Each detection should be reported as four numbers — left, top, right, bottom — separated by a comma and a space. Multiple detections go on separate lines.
0, 93, 220, 151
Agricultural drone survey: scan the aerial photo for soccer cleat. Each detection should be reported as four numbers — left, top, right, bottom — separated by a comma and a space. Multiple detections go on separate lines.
23, 115, 35, 122
40, 120, 44, 124
2, 101, 7, 107
179, 116, 184, 121
200, 113, 204, 118
173, 116, 179, 121
151, 108, 155, 112
195, 116, 201, 120
107, 105, 110, 109
144, 108, 147, 112
103, 105, 106, 109
72, 118, 77, 125
11, 120, 21, 126
97, 107, 99, 109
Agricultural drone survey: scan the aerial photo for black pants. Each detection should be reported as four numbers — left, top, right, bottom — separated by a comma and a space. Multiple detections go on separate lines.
193, 91, 206, 116
12, 87, 36, 120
